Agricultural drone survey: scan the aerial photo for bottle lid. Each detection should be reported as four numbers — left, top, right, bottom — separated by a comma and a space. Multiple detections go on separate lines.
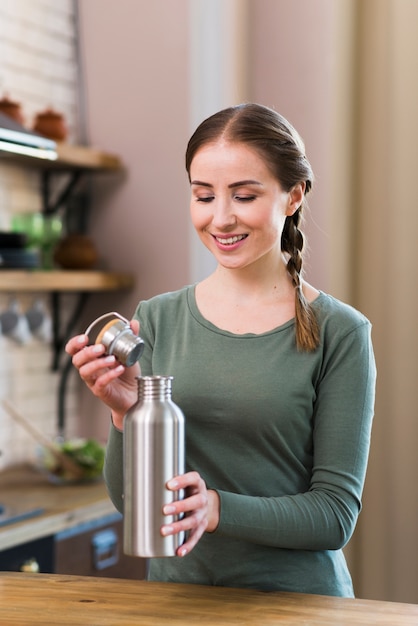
85, 312, 144, 366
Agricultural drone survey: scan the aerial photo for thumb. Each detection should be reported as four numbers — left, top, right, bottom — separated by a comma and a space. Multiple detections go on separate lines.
129, 318, 140, 336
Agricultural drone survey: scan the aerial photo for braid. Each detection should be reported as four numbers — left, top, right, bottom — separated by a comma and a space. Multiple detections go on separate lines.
185, 103, 320, 351
282, 210, 320, 352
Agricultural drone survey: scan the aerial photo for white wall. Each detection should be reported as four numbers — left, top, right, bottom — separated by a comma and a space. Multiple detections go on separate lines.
0, 0, 81, 468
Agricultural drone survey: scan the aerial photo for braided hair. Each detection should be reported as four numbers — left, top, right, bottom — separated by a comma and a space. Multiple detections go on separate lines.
185, 103, 320, 352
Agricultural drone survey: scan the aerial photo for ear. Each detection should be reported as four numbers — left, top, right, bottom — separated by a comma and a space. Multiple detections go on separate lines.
286, 182, 306, 216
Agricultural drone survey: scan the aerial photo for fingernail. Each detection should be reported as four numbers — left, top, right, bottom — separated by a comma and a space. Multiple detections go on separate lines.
167, 479, 178, 489
163, 505, 175, 515
77, 334, 88, 343
161, 526, 173, 536
104, 355, 116, 364
92, 344, 105, 353
179, 547, 188, 557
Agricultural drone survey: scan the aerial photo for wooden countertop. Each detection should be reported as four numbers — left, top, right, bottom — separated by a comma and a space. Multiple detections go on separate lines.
0, 573, 417, 625
0, 465, 116, 550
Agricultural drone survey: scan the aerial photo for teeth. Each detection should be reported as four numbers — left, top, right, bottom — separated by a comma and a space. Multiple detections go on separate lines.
216, 234, 246, 245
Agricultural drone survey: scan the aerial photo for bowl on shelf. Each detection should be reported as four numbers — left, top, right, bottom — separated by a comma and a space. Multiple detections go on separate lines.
0, 248, 40, 269
37, 437, 105, 485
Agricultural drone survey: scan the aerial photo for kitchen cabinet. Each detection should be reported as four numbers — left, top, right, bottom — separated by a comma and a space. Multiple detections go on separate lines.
0, 514, 145, 580
54, 513, 145, 579
0, 535, 53, 573
0, 465, 146, 579
0, 516, 146, 579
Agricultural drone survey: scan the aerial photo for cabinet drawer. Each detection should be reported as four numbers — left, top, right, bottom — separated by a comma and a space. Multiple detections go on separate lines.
54, 513, 146, 580
0, 535, 53, 573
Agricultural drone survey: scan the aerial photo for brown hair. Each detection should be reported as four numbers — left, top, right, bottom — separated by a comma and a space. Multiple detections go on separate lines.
185, 103, 320, 352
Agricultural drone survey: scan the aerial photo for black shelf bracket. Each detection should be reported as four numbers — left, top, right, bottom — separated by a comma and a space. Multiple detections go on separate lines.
51, 291, 89, 371
41, 169, 84, 215
50, 291, 90, 438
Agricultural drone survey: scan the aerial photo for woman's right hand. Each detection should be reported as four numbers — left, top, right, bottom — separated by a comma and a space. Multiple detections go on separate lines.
65, 320, 140, 430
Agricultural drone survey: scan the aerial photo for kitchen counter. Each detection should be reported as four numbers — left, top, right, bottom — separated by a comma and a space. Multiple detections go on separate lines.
0, 465, 116, 551
0, 573, 418, 625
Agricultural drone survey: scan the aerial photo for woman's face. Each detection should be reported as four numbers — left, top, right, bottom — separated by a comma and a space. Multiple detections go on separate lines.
189, 140, 303, 272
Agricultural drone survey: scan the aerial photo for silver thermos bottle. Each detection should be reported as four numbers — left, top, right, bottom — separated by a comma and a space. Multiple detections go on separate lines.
123, 375, 185, 557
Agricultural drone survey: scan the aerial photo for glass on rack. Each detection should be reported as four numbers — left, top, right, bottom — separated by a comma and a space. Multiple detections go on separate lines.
11, 212, 63, 270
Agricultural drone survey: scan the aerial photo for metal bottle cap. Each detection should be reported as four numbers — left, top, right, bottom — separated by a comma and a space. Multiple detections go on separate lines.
85, 312, 144, 367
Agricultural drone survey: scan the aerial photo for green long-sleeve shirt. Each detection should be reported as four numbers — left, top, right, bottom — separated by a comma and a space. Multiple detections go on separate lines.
104, 286, 376, 597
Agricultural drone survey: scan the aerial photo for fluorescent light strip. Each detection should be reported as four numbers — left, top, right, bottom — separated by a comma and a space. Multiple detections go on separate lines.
0, 140, 58, 161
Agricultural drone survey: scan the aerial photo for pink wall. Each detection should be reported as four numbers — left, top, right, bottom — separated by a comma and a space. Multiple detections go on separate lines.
77, 0, 190, 439
77, 0, 190, 312
250, 0, 338, 291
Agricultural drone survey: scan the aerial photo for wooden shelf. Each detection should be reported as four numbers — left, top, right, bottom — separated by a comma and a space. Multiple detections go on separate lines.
0, 270, 134, 292
54, 142, 123, 171
0, 142, 123, 172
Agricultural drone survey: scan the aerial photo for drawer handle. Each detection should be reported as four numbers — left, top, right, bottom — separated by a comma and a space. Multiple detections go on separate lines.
20, 558, 40, 573
91, 528, 119, 570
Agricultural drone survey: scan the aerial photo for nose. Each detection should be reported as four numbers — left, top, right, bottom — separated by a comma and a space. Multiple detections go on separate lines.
211, 197, 237, 230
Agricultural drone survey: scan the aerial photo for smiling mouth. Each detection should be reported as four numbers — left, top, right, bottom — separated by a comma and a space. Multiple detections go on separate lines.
214, 234, 248, 245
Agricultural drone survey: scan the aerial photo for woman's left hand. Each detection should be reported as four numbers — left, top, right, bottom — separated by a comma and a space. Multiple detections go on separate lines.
162, 471, 220, 557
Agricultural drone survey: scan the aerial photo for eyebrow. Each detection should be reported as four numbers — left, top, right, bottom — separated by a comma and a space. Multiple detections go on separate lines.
191, 179, 263, 189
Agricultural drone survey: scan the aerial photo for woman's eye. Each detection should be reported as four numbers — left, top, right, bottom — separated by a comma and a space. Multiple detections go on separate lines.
235, 195, 256, 202
196, 196, 214, 203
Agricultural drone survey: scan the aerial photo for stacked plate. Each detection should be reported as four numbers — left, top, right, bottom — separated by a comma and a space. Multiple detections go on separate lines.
0, 232, 40, 269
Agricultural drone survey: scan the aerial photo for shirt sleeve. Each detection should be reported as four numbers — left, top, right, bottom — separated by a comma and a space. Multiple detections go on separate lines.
215, 321, 376, 550
103, 421, 124, 513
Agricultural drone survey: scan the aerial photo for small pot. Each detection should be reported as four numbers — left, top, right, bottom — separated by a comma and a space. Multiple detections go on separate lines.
33, 108, 68, 141
0, 94, 24, 125
53, 233, 98, 269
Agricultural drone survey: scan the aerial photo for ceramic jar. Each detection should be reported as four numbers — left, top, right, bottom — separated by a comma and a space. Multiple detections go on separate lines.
53, 233, 98, 269
33, 108, 68, 141
0, 94, 24, 125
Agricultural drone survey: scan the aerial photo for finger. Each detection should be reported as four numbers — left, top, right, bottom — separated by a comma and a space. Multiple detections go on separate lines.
163, 491, 207, 517
161, 502, 207, 534
129, 319, 140, 335
166, 471, 202, 492
82, 362, 125, 398
172, 515, 208, 557
178, 528, 205, 557
79, 354, 122, 385
71, 343, 106, 370
161, 476, 209, 558
65, 334, 89, 356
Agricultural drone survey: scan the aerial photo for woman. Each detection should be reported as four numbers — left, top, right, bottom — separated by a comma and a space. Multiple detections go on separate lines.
66, 103, 376, 597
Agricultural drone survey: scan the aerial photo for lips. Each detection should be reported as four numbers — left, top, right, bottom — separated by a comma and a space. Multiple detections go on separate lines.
214, 234, 248, 245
